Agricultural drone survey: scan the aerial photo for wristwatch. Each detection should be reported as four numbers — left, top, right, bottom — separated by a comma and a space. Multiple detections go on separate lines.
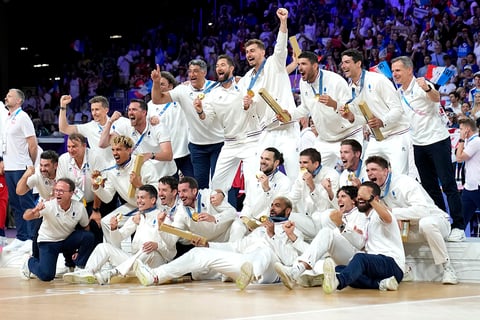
151, 152, 155, 160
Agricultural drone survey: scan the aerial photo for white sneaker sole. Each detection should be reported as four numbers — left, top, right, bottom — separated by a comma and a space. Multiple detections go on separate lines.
236, 262, 253, 290
63, 273, 97, 284
274, 262, 295, 290
322, 258, 336, 294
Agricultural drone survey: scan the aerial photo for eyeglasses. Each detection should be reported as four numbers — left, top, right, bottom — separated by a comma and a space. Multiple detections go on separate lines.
53, 189, 70, 194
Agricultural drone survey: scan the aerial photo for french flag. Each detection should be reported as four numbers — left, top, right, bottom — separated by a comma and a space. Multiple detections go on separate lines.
425, 65, 455, 85
369, 60, 392, 79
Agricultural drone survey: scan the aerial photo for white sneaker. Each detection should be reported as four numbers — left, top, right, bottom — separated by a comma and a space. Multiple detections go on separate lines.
20, 256, 32, 280
379, 276, 399, 291
3, 238, 26, 252
442, 267, 459, 285
236, 262, 254, 290
63, 270, 97, 284
19, 239, 33, 253
403, 264, 414, 282
297, 273, 324, 287
447, 228, 466, 242
133, 260, 157, 286
322, 258, 339, 294
55, 266, 75, 278
274, 262, 296, 290
95, 268, 119, 285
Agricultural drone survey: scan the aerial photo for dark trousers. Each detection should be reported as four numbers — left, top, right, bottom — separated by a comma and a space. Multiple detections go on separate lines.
414, 137, 465, 229
188, 142, 223, 189
462, 188, 480, 233
5, 170, 36, 240
336, 253, 404, 290
28, 229, 95, 281
175, 154, 195, 178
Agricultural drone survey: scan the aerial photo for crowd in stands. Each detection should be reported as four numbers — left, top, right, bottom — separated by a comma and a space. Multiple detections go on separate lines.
20, 0, 480, 137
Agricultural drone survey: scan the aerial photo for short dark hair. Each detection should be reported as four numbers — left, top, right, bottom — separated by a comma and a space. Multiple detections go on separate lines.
264, 147, 284, 165
341, 49, 364, 67
159, 175, 178, 191
340, 139, 362, 154
179, 176, 199, 190
138, 184, 158, 199
299, 148, 322, 164
298, 51, 319, 64
361, 181, 381, 197
160, 71, 178, 88
40, 150, 59, 164
217, 54, 235, 67
130, 98, 148, 111
365, 155, 390, 169
337, 185, 358, 199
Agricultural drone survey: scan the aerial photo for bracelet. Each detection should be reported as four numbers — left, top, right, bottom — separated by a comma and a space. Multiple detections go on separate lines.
367, 195, 375, 203
424, 86, 432, 92
197, 110, 204, 115
60, 107, 66, 110
459, 139, 465, 143
92, 207, 100, 212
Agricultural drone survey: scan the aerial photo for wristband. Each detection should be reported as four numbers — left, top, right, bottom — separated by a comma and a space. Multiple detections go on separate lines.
197, 110, 204, 115
92, 207, 101, 212
60, 107, 66, 110
151, 152, 156, 160
367, 195, 375, 203
424, 86, 432, 92
458, 139, 465, 143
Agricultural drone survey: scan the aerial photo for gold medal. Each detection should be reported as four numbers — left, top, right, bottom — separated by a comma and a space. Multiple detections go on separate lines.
258, 215, 269, 223
255, 172, 264, 179
247, 89, 255, 97
315, 94, 321, 101
94, 176, 105, 186
343, 104, 350, 113
192, 212, 199, 222
116, 213, 123, 222
347, 172, 355, 181
300, 167, 308, 174
197, 93, 205, 100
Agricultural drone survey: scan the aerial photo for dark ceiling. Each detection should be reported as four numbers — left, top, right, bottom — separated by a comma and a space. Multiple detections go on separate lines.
1, 0, 206, 90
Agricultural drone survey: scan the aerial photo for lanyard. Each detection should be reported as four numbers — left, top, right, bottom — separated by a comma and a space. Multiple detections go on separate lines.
157, 102, 174, 117
310, 70, 324, 98
202, 80, 219, 95
400, 89, 427, 116
380, 173, 392, 199
185, 193, 202, 219
131, 126, 149, 153
347, 70, 366, 104
247, 59, 267, 92
8, 108, 22, 121
312, 165, 322, 177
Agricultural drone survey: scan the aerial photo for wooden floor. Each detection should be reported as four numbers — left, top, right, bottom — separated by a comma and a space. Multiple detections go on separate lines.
1, 267, 479, 320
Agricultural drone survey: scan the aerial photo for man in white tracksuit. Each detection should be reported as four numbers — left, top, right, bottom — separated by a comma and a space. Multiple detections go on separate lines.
63, 185, 177, 284
275, 185, 367, 289
133, 196, 305, 290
